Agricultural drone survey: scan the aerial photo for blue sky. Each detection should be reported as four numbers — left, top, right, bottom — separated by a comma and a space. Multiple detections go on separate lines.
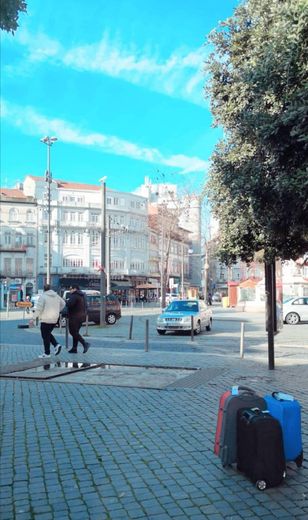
1, 0, 239, 193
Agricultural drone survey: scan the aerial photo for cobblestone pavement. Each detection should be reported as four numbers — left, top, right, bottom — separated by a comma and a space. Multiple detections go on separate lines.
0, 311, 307, 519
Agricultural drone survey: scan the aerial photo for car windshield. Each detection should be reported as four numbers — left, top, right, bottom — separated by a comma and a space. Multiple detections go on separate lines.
165, 301, 199, 312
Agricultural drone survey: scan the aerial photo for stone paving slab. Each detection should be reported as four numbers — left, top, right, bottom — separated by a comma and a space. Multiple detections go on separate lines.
1, 326, 308, 519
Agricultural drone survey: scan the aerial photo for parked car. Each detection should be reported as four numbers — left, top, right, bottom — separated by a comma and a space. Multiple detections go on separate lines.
159, 293, 179, 305
156, 299, 212, 335
283, 297, 308, 325
62, 289, 121, 325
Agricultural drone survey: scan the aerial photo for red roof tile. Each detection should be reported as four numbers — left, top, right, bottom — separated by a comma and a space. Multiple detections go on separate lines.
0, 188, 27, 199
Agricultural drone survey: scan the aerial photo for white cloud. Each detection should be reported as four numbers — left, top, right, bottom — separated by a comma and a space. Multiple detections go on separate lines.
1, 99, 208, 174
11, 28, 207, 106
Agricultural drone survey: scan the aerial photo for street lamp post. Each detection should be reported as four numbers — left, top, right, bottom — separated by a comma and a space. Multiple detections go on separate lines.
181, 242, 185, 299
99, 177, 107, 327
40, 136, 58, 285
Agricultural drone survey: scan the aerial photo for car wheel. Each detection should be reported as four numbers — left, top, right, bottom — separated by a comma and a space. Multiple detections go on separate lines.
194, 321, 201, 335
157, 330, 166, 335
285, 312, 300, 325
106, 313, 117, 325
206, 318, 212, 331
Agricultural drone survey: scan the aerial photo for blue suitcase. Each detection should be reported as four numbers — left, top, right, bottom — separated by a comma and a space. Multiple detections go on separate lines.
264, 392, 303, 467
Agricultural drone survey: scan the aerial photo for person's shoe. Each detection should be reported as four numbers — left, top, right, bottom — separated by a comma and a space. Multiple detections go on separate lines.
68, 349, 77, 354
54, 344, 62, 356
83, 342, 90, 354
38, 354, 51, 358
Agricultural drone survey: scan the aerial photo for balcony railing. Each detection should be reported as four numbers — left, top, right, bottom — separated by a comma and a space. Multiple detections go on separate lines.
0, 245, 27, 253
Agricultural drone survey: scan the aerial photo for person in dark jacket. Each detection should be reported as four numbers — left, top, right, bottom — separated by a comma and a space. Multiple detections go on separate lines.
66, 285, 90, 354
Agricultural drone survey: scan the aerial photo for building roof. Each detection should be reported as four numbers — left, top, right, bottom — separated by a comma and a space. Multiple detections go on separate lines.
27, 175, 100, 191
0, 188, 28, 199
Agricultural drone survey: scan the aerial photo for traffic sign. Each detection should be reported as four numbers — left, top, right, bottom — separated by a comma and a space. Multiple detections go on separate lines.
15, 301, 33, 308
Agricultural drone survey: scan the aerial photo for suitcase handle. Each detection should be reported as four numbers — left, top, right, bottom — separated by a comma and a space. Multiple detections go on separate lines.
237, 386, 257, 394
272, 391, 294, 401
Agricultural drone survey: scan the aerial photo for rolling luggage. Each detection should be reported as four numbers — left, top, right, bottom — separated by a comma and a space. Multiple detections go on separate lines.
214, 386, 266, 466
237, 408, 286, 490
264, 392, 303, 467
214, 390, 231, 456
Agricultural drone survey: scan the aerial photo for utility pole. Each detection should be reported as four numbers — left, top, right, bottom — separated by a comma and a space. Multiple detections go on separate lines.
40, 136, 58, 286
99, 177, 107, 327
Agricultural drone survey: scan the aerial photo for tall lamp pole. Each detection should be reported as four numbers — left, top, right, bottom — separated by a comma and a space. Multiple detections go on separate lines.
99, 177, 107, 327
40, 136, 58, 285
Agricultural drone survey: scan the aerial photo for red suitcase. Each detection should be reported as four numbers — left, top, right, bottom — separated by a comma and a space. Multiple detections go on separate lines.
214, 390, 231, 456
214, 386, 266, 466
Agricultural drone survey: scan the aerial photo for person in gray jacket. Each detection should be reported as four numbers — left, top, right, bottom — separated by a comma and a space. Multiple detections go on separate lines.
32, 284, 66, 358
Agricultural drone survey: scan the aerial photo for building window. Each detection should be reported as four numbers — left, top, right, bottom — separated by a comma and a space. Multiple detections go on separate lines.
113, 197, 119, 206
4, 232, 11, 245
70, 233, 76, 245
26, 233, 34, 246
70, 212, 76, 222
15, 233, 23, 246
107, 197, 112, 205
77, 233, 83, 245
26, 210, 35, 222
111, 259, 124, 270
92, 258, 100, 268
63, 257, 84, 267
4, 258, 11, 275
90, 232, 99, 246
9, 208, 19, 222
90, 213, 99, 223
15, 258, 22, 275
26, 258, 34, 276
78, 212, 83, 222
63, 232, 68, 244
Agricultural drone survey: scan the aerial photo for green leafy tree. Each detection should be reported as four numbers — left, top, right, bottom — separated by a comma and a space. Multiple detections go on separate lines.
1, 0, 27, 34
205, 0, 308, 265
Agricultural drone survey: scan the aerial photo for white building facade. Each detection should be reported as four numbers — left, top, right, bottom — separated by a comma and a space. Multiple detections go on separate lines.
0, 188, 38, 307
21, 176, 149, 299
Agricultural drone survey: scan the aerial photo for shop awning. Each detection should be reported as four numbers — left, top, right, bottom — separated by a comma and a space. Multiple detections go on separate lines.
111, 281, 133, 290
136, 283, 159, 290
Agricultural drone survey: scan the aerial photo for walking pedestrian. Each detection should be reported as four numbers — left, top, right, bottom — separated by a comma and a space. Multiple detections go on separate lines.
66, 285, 90, 354
32, 284, 66, 358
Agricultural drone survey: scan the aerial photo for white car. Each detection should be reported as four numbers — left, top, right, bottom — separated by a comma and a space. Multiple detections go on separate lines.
283, 297, 308, 325
157, 299, 212, 335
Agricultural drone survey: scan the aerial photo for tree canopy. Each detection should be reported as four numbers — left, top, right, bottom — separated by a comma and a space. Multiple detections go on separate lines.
205, 0, 308, 264
1, 0, 27, 34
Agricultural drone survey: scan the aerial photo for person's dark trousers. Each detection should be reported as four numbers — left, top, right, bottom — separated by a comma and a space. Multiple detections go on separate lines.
40, 322, 58, 355
68, 317, 85, 351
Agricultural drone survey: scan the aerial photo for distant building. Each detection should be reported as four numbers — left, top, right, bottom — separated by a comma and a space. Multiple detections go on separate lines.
134, 177, 202, 292
0, 187, 38, 308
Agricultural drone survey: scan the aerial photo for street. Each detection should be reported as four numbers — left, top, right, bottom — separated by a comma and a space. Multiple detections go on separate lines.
1, 305, 308, 519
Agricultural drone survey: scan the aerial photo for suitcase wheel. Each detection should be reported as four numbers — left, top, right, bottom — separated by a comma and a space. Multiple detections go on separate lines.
256, 480, 267, 491
295, 451, 303, 468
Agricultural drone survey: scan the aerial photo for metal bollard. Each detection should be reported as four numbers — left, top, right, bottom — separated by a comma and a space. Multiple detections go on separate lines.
240, 322, 245, 358
145, 319, 149, 351
191, 315, 194, 341
65, 318, 69, 350
128, 315, 134, 340
84, 314, 89, 336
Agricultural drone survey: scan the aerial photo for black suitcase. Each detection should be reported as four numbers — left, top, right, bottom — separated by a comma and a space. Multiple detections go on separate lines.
237, 408, 286, 490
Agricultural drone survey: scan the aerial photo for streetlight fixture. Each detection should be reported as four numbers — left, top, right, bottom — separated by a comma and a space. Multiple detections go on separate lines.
99, 176, 107, 327
40, 136, 58, 285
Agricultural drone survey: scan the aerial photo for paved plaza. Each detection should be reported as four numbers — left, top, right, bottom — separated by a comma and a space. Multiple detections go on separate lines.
0, 307, 307, 519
